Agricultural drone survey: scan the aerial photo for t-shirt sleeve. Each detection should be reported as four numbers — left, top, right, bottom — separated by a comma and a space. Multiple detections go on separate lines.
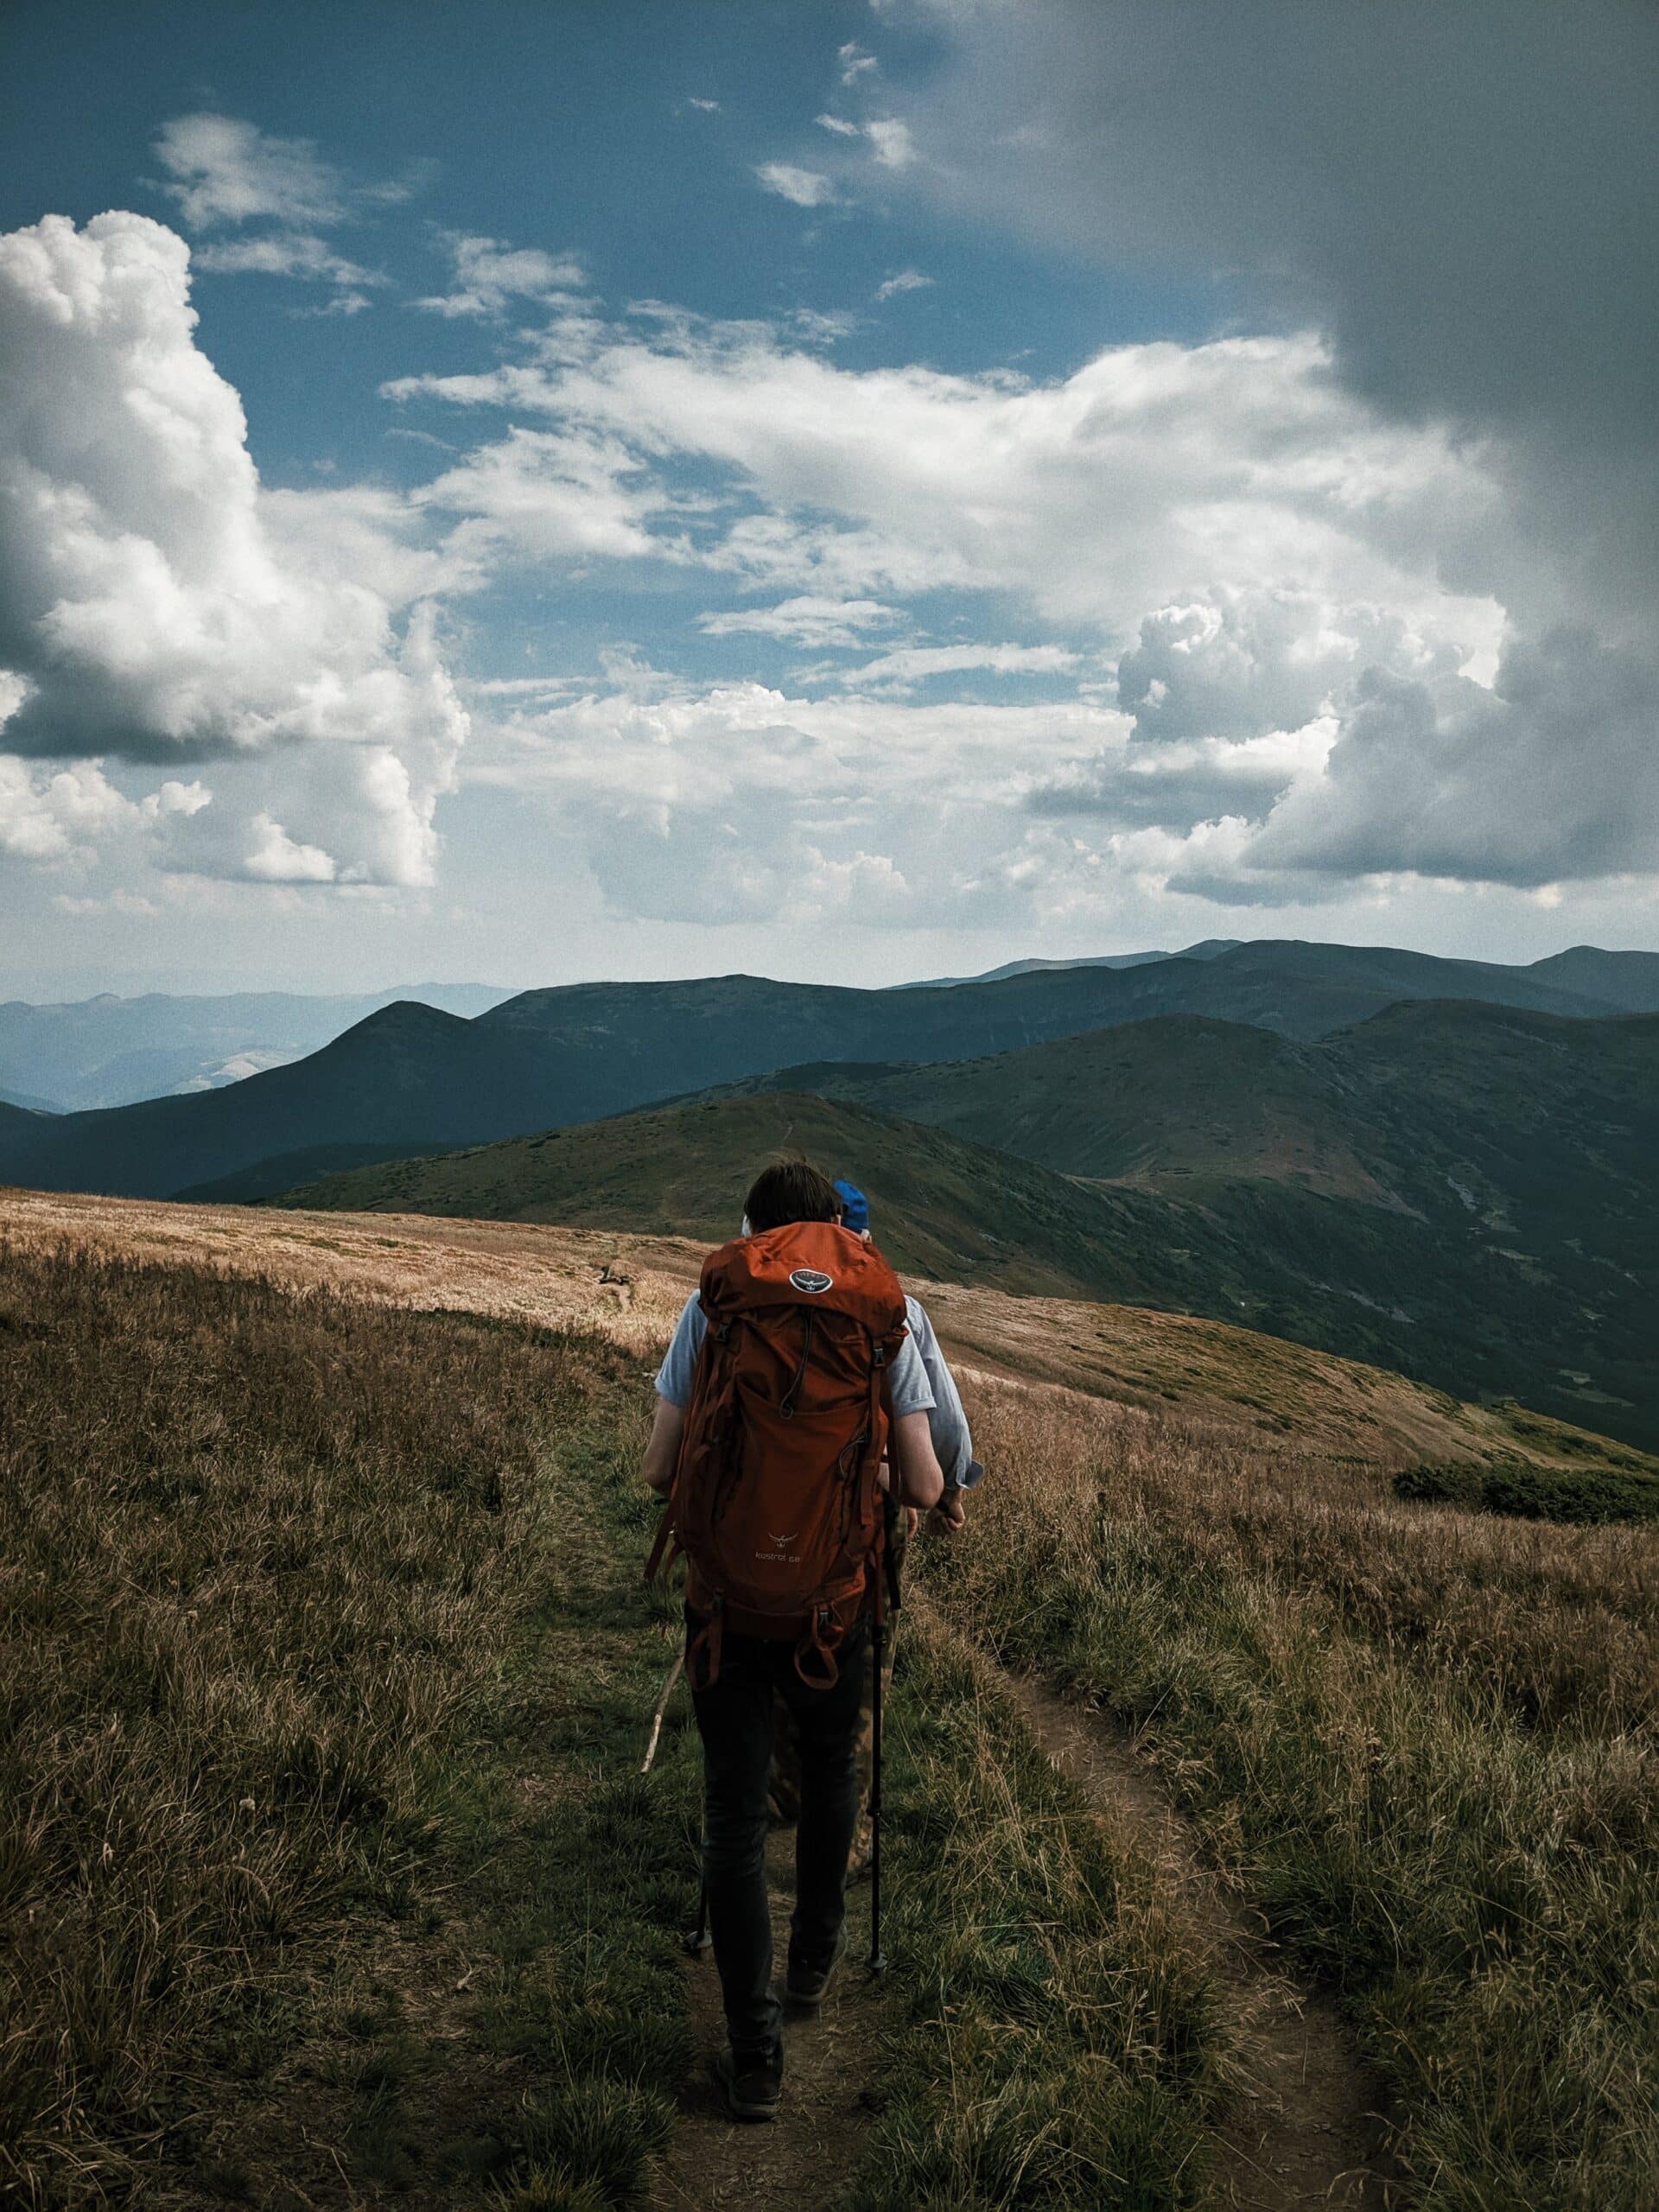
654, 1294, 708, 1408
885, 1327, 936, 1421
906, 1295, 979, 1487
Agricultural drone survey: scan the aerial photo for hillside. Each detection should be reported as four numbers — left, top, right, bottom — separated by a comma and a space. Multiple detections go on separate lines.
0, 937, 1633, 1201
268, 1089, 1220, 1308
6, 1192, 1656, 2209
0, 982, 514, 1111
271, 1009, 1659, 1448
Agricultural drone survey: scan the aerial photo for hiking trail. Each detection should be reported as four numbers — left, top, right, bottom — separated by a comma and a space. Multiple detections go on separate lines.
646, 1831, 878, 2212
1005, 1673, 1402, 2209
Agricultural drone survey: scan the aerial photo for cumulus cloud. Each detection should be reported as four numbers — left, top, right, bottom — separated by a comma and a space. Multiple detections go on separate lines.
389, 311, 1497, 638
1242, 631, 1659, 892
416, 232, 586, 319
754, 163, 836, 208
0, 212, 465, 888
471, 675, 1123, 927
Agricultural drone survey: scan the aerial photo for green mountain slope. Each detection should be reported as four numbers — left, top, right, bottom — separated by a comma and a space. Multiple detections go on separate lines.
270, 1090, 1227, 1309
276, 1007, 1659, 1449
0, 937, 1631, 1202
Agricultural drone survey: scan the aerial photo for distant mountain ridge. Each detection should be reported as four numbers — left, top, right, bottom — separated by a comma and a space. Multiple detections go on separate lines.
270, 1001, 1659, 1452
0, 938, 1653, 1205
0, 982, 515, 1112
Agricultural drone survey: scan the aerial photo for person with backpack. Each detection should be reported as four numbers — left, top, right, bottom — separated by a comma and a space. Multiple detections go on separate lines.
642, 1160, 944, 2123
768, 1178, 982, 1873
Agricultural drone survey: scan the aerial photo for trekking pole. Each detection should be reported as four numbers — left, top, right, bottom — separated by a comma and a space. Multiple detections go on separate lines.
867, 1611, 887, 1975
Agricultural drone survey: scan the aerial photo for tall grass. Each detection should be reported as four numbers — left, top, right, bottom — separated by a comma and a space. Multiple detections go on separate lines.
925, 1383, 1659, 2209
0, 1243, 671, 2203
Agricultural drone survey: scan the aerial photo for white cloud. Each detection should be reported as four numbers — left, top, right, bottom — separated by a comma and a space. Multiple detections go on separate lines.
394, 313, 1497, 639
243, 813, 337, 882
874, 268, 933, 302
838, 641, 1079, 688
699, 596, 902, 648
468, 674, 1125, 927
416, 232, 586, 320
817, 114, 861, 138
838, 43, 879, 86
754, 163, 836, 208
0, 212, 466, 890
153, 114, 358, 232
150, 113, 407, 306
686, 97, 721, 114
191, 232, 383, 290
1237, 629, 1659, 892
866, 119, 918, 171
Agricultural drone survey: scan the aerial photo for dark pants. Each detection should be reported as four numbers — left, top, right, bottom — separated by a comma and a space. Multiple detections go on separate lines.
690, 1611, 868, 2057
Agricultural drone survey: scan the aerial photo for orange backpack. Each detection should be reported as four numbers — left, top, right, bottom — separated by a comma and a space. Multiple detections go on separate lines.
645, 1221, 909, 1688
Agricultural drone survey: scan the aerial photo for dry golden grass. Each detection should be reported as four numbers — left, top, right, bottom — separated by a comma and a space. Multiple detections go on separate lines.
2, 1189, 1586, 1475
0, 1187, 702, 1353
921, 1379, 1659, 2206
8, 1187, 1655, 2207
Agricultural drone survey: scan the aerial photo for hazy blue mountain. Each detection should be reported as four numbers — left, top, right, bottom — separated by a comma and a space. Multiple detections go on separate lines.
1527, 946, 1659, 1012
0, 982, 515, 1112
0, 939, 1639, 1204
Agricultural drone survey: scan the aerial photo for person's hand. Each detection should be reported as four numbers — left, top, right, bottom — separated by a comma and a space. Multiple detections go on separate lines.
926, 1490, 966, 1537
902, 1506, 920, 1539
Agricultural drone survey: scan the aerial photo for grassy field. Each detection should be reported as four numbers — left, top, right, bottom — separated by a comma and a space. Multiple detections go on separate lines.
5, 1210, 1653, 2208
2, 1241, 1248, 2209
921, 1382, 1659, 2207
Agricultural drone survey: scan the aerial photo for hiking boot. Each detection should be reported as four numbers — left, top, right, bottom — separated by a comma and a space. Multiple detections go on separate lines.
712, 2042, 783, 2123
785, 1926, 848, 2011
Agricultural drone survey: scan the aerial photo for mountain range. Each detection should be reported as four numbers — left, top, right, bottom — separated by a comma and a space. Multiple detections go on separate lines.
264, 995, 1659, 1452
0, 982, 514, 1112
3, 938, 1656, 1204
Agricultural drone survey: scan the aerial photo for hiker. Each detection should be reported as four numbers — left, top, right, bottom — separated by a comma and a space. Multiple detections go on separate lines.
768, 1178, 982, 1872
642, 1160, 944, 2123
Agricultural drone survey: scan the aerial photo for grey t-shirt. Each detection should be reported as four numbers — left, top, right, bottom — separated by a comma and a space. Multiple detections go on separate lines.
903, 1294, 980, 1490
655, 1291, 934, 1420
653, 1287, 978, 1487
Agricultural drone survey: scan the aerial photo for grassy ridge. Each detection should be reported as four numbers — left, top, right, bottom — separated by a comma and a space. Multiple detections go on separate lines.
4, 1245, 1254, 2208
927, 1383, 1659, 2207
0, 1248, 700, 2205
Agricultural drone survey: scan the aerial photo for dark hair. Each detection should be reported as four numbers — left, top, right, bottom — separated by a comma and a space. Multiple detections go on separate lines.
744, 1157, 842, 1234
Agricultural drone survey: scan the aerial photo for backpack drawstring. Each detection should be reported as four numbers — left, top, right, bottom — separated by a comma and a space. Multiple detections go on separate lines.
778, 1310, 815, 1419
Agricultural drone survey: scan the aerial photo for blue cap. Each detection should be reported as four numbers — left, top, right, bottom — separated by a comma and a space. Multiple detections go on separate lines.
833, 1178, 870, 1235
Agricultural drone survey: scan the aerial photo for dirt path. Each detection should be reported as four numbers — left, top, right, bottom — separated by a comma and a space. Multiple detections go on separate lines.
1007, 1675, 1401, 2209
647, 1832, 878, 2212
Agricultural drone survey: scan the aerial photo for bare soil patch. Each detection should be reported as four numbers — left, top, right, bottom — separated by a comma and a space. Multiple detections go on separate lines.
648, 1832, 878, 2212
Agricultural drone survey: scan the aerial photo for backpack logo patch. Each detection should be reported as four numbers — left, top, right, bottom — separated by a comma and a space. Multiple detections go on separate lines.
789, 1268, 834, 1294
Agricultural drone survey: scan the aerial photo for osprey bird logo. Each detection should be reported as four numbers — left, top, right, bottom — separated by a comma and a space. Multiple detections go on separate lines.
789, 1267, 834, 1294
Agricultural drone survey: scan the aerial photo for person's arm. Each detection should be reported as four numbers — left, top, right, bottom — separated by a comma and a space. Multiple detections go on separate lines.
889, 1407, 944, 1508
643, 1396, 685, 1494
645, 1294, 703, 1493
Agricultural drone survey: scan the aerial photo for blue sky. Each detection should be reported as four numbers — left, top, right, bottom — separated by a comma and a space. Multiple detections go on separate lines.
1, 1, 1654, 996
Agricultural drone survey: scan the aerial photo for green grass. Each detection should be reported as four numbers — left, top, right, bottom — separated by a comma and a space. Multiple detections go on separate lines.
1395, 1457, 1659, 1525
845, 1609, 1234, 2210
0, 1247, 700, 2206
932, 1384, 1659, 2210
5, 1245, 1253, 2209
